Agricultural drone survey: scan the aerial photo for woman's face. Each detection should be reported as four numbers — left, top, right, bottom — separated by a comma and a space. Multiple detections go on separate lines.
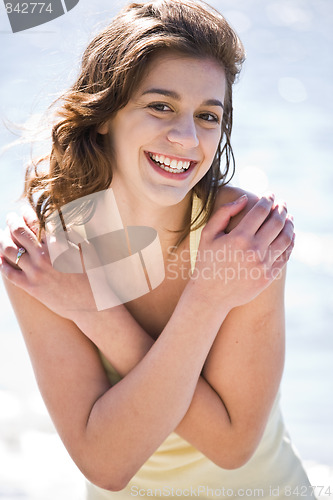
100, 53, 226, 207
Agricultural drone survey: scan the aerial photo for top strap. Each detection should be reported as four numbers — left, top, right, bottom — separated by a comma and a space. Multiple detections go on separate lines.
189, 193, 206, 273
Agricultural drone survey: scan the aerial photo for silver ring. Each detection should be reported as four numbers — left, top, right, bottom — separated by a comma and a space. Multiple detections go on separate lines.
15, 247, 26, 266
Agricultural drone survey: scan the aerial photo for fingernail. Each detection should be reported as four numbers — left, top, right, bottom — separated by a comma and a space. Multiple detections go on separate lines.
234, 194, 248, 204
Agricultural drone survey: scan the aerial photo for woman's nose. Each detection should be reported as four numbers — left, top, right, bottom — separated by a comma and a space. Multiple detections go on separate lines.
166, 114, 199, 149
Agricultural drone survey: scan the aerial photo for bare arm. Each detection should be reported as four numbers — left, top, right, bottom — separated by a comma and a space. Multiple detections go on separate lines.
69, 271, 285, 470
178, 269, 286, 466
4, 274, 228, 491
177, 189, 290, 464
68, 191, 288, 468
0, 193, 294, 489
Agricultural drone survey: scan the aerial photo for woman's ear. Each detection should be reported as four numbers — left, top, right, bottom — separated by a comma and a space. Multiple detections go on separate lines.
97, 122, 109, 135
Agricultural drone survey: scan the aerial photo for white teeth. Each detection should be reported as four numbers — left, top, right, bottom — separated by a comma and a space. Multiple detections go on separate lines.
164, 166, 181, 173
149, 153, 191, 174
150, 153, 191, 172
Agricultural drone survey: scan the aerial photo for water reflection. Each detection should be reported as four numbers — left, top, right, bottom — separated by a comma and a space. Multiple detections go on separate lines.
266, 2, 313, 30
278, 77, 308, 103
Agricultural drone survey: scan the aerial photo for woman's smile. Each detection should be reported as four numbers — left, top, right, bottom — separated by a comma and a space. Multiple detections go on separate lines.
145, 151, 197, 176
148, 152, 193, 172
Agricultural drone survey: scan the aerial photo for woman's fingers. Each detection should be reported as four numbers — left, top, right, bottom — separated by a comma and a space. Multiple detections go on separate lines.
0, 226, 28, 272
234, 195, 294, 267
1, 213, 49, 275
268, 216, 295, 263
255, 201, 288, 248
235, 193, 275, 236
269, 232, 295, 279
203, 195, 248, 240
0, 253, 27, 286
6, 212, 41, 255
21, 205, 39, 235
0, 227, 20, 265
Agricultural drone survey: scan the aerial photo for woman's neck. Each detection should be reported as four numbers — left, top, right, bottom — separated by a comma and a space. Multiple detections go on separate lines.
111, 188, 193, 250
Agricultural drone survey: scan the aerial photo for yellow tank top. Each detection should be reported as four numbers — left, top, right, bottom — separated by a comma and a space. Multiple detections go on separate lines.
87, 194, 314, 499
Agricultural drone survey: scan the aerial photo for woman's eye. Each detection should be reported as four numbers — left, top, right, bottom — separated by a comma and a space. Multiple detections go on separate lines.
148, 103, 171, 112
199, 113, 219, 123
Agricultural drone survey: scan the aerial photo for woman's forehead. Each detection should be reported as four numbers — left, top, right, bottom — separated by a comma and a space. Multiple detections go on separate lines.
135, 53, 226, 99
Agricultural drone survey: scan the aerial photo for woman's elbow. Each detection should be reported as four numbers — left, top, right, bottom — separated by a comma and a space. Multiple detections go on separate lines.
96, 479, 130, 493
76, 435, 137, 491
218, 447, 255, 470
79, 450, 135, 492
83, 467, 131, 493
215, 433, 261, 470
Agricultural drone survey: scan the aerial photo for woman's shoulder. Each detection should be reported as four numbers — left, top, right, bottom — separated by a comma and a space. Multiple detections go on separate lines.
211, 184, 260, 232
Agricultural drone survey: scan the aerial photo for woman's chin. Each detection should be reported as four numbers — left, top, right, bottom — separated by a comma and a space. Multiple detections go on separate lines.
145, 183, 192, 208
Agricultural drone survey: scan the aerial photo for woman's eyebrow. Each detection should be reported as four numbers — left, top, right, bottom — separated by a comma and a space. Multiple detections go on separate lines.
141, 88, 224, 108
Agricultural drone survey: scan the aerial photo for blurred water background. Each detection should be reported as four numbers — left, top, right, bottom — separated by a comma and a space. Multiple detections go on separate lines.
0, 0, 332, 498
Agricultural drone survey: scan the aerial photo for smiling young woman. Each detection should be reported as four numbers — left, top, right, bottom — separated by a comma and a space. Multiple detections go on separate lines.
0, 0, 315, 499
98, 54, 226, 219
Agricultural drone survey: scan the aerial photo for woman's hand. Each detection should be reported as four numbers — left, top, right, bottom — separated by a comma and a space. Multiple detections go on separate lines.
193, 193, 294, 311
0, 210, 98, 320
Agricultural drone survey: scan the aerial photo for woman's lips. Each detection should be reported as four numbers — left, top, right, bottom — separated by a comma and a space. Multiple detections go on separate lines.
145, 152, 197, 180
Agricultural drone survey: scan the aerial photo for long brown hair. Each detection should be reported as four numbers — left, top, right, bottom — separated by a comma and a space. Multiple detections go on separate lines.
25, 0, 245, 236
